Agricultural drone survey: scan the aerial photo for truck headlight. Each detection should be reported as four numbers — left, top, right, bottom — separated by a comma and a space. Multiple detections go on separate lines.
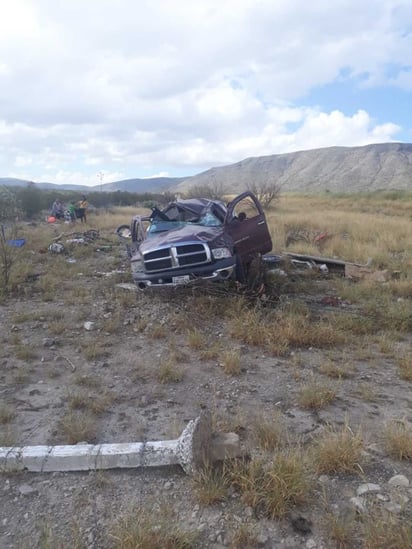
212, 247, 232, 259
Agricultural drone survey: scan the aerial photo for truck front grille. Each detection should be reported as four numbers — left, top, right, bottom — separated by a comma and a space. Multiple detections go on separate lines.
143, 243, 211, 272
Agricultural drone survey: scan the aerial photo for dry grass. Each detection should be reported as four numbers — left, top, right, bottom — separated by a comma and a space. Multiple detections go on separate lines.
267, 192, 412, 272
0, 425, 16, 446
13, 364, 32, 384
102, 313, 123, 334
323, 506, 357, 549
356, 383, 378, 402
230, 448, 312, 519
192, 464, 229, 504
312, 423, 364, 474
377, 333, 397, 355
398, 356, 412, 381
229, 308, 267, 346
318, 359, 355, 379
47, 319, 69, 335
82, 341, 110, 361
230, 302, 346, 353
221, 350, 242, 376
66, 389, 114, 415
13, 343, 37, 361
383, 420, 412, 460
253, 412, 288, 451
157, 360, 184, 384
74, 374, 100, 388
148, 325, 167, 339
229, 522, 259, 549
298, 380, 337, 410
38, 518, 85, 549
186, 328, 206, 350
199, 342, 223, 360
59, 410, 97, 444
0, 405, 15, 424
362, 506, 412, 549
109, 506, 197, 549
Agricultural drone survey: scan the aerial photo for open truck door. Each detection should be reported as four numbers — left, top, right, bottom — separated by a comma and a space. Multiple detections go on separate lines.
225, 191, 272, 263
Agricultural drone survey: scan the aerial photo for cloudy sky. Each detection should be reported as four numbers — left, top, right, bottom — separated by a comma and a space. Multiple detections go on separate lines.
1, 0, 411, 186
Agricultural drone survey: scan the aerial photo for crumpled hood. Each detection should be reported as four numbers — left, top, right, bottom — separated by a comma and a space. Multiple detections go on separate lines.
139, 224, 233, 253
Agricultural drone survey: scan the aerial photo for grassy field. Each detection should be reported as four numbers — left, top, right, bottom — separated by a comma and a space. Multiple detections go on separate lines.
0, 191, 411, 548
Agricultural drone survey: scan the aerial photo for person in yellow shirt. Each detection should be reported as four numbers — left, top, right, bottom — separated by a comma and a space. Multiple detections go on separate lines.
77, 195, 88, 223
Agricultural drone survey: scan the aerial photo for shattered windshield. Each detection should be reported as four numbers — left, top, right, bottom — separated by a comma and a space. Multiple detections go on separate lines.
148, 211, 222, 235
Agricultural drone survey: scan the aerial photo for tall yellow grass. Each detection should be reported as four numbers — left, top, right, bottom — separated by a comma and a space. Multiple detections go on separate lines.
267, 192, 412, 272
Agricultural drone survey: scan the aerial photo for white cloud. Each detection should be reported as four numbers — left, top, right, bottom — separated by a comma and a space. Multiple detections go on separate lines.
0, 0, 410, 184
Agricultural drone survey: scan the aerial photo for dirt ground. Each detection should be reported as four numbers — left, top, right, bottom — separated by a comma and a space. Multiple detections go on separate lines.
0, 226, 411, 548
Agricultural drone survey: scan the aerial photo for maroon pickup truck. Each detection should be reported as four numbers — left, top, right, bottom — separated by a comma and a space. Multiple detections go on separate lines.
118, 191, 272, 289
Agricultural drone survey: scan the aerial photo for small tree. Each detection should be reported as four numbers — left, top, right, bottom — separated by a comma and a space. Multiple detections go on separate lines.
0, 186, 21, 222
186, 179, 227, 201
17, 182, 44, 218
246, 179, 281, 209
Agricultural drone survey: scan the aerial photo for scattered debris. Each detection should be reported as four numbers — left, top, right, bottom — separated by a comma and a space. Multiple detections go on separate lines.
283, 252, 346, 274
48, 242, 65, 254
115, 283, 139, 292
94, 270, 125, 277
66, 238, 86, 245
6, 238, 26, 248
345, 263, 392, 282
285, 226, 332, 249
54, 355, 76, 372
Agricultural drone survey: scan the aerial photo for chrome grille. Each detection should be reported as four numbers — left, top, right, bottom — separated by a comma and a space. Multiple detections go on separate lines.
143, 243, 211, 272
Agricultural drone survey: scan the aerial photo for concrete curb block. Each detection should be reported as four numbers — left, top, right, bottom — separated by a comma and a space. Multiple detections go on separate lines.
0, 411, 241, 475
0, 441, 177, 472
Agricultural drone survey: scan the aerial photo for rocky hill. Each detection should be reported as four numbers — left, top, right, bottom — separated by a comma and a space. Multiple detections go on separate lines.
179, 142, 412, 193
2, 143, 412, 194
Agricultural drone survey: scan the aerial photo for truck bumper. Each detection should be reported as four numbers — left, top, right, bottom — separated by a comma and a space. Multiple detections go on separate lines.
133, 258, 235, 290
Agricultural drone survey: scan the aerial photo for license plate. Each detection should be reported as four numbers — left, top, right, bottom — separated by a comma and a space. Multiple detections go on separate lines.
172, 275, 190, 285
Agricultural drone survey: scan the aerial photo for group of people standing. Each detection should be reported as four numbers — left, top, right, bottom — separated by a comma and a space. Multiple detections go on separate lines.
50, 195, 88, 223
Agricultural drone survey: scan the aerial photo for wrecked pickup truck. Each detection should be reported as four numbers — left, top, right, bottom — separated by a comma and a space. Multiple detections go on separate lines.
117, 191, 273, 289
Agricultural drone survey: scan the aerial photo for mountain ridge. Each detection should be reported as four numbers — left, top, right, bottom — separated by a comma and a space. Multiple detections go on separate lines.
2, 142, 412, 194
178, 142, 412, 193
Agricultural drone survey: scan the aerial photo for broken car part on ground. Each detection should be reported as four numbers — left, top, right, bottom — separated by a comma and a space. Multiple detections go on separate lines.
118, 191, 273, 289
